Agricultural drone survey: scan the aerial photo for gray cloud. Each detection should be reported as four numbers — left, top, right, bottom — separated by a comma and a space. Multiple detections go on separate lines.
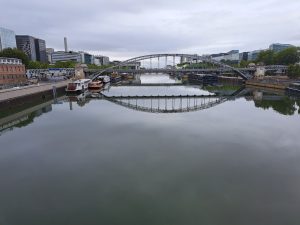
1, 0, 300, 60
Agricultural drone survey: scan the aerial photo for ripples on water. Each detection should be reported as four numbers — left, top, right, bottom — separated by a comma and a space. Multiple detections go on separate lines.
0, 74, 300, 225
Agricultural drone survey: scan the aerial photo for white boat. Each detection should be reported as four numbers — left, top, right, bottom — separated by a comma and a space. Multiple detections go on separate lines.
287, 82, 300, 93
97, 75, 110, 83
66, 79, 91, 93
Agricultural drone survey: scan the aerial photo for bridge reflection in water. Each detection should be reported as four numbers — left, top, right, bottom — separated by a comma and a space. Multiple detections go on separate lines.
86, 86, 247, 114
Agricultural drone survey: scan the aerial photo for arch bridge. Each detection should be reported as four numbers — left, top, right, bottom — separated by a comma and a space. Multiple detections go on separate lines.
91, 54, 251, 80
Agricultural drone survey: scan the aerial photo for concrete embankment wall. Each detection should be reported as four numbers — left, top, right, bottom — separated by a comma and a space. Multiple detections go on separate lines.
0, 81, 68, 116
245, 80, 288, 90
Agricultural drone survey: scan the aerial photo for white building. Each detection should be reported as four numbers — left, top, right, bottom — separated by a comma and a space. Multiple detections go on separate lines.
46, 48, 54, 63
94, 55, 110, 66
51, 51, 82, 63
211, 50, 240, 62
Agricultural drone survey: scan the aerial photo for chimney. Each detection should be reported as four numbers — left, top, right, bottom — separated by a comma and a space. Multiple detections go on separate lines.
64, 37, 68, 52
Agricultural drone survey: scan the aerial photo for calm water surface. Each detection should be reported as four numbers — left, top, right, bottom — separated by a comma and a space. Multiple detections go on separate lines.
0, 74, 300, 225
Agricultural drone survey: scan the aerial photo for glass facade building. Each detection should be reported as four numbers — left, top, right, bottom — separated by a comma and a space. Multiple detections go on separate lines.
35, 39, 47, 63
16, 35, 37, 61
269, 43, 294, 53
0, 27, 17, 51
51, 51, 82, 64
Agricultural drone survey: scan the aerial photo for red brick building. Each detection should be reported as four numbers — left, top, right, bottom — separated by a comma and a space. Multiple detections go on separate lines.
0, 57, 27, 86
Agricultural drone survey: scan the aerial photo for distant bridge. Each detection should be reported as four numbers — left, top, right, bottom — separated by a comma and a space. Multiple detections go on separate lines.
91, 54, 252, 80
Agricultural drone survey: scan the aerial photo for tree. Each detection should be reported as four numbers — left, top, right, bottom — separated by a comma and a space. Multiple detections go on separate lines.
239, 60, 249, 68
287, 64, 300, 79
275, 47, 299, 65
0, 48, 30, 67
50, 61, 77, 68
256, 50, 275, 65
27, 61, 49, 69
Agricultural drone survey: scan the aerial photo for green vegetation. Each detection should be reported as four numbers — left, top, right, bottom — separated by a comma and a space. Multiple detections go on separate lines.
87, 64, 112, 70
255, 96, 299, 115
178, 62, 218, 69
256, 47, 299, 66
51, 61, 77, 68
0, 48, 30, 67
287, 64, 300, 79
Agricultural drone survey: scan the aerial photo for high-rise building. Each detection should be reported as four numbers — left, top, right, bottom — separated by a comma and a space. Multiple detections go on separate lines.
16, 35, 37, 61
64, 37, 68, 52
16, 35, 47, 62
0, 27, 17, 51
35, 39, 47, 63
269, 43, 294, 53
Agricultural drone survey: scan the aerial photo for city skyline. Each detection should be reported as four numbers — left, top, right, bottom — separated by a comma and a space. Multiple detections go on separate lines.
1, 0, 300, 60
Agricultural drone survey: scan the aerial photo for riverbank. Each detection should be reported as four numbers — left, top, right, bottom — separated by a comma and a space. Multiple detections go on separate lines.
0, 80, 68, 103
245, 77, 296, 90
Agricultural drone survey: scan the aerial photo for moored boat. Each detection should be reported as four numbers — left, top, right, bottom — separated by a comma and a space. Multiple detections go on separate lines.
88, 80, 103, 90
66, 79, 91, 93
97, 75, 110, 83
287, 82, 300, 93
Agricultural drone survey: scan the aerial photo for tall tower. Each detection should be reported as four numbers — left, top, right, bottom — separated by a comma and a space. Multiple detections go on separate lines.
64, 37, 68, 52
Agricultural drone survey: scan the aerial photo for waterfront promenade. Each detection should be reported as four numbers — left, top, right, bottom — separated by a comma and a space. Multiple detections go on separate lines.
0, 81, 68, 102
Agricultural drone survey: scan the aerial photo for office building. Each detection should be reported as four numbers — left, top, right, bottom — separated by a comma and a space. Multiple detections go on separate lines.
248, 50, 264, 61
94, 55, 110, 66
211, 50, 240, 63
35, 39, 47, 63
0, 57, 27, 86
239, 52, 249, 61
80, 52, 93, 64
269, 43, 294, 53
51, 51, 82, 63
0, 27, 17, 51
16, 35, 37, 61
16, 35, 47, 62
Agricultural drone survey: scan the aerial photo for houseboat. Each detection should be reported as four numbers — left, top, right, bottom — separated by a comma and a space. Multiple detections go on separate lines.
88, 80, 103, 90
188, 74, 218, 84
66, 79, 91, 93
111, 72, 122, 83
97, 75, 110, 83
287, 82, 300, 93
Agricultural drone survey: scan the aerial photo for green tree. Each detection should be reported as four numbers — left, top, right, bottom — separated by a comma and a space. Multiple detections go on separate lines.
50, 61, 77, 68
275, 47, 299, 65
256, 50, 275, 65
28, 61, 49, 69
0, 48, 30, 67
239, 60, 249, 68
287, 64, 300, 79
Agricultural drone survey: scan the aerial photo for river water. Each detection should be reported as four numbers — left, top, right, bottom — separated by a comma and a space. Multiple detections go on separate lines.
0, 74, 300, 225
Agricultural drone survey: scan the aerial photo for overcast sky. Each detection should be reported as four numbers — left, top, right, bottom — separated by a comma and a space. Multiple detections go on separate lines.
1, 0, 300, 60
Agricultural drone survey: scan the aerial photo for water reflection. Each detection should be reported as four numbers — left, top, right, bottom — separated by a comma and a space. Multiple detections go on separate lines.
1, 74, 300, 225
1, 74, 300, 134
